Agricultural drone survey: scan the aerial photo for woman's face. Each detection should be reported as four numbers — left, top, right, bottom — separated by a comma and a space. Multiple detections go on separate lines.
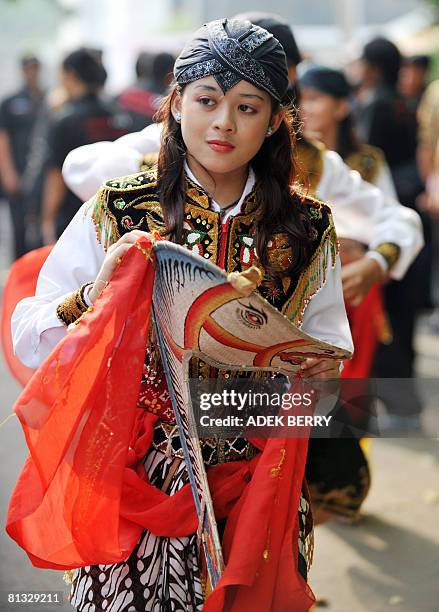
300, 86, 347, 138
172, 76, 281, 176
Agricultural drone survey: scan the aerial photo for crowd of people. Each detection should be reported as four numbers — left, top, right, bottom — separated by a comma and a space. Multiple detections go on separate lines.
0, 47, 176, 254
300, 40, 435, 427
2, 11, 438, 612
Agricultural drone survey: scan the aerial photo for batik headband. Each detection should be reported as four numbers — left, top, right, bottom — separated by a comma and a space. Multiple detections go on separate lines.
174, 18, 289, 102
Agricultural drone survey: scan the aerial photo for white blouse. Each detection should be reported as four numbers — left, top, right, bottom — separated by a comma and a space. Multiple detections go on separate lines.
63, 123, 423, 280
317, 150, 422, 279
12, 168, 353, 369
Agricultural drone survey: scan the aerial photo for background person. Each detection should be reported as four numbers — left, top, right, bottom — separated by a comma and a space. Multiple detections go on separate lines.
353, 37, 429, 429
41, 48, 131, 244
398, 54, 431, 113
299, 64, 396, 376
0, 54, 48, 258
116, 50, 175, 132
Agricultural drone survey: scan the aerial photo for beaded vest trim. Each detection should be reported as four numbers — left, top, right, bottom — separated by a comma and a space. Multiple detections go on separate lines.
87, 169, 337, 327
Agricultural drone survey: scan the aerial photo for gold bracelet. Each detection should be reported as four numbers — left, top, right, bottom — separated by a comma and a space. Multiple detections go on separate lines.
56, 282, 94, 326
374, 242, 401, 271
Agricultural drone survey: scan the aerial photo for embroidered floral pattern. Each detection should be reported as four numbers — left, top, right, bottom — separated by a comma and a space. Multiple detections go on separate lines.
91, 169, 337, 330
235, 232, 258, 267
183, 220, 208, 258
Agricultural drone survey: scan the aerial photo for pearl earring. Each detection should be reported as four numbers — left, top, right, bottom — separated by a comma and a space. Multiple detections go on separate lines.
266, 125, 273, 137
175, 111, 182, 123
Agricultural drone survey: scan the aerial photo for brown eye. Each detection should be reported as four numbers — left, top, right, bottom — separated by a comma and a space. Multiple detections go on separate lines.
198, 96, 214, 106
238, 104, 255, 113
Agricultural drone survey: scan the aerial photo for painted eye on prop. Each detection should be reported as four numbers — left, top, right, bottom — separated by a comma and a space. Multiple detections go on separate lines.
236, 301, 268, 329
280, 352, 305, 365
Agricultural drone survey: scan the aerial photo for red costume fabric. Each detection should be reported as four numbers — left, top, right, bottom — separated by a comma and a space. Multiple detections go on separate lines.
342, 284, 386, 379
6, 236, 314, 611
1, 246, 52, 386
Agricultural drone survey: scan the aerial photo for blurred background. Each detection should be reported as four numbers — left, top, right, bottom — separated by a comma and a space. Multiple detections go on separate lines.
0, 1, 438, 611
1, 0, 439, 93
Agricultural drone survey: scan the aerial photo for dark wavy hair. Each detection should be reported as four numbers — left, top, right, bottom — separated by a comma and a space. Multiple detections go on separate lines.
62, 48, 107, 91
336, 114, 361, 160
154, 84, 313, 278
362, 37, 401, 88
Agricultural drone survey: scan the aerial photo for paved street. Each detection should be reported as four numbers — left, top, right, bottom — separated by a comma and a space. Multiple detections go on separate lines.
0, 355, 72, 612
0, 201, 438, 612
310, 438, 439, 612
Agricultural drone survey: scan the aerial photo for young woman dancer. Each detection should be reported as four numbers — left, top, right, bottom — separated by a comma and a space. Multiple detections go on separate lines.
9, 19, 352, 612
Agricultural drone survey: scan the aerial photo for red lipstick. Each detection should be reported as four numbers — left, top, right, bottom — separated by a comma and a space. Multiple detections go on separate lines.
207, 140, 235, 153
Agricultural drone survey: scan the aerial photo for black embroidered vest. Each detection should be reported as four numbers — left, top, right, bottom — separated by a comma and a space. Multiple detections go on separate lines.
89, 169, 337, 327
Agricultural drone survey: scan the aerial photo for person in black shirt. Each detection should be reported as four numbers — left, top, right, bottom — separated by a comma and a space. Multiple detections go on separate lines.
399, 54, 431, 114
116, 51, 174, 132
354, 38, 427, 428
353, 37, 418, 184
42, 48, 130, 243
0, 54, 48, 258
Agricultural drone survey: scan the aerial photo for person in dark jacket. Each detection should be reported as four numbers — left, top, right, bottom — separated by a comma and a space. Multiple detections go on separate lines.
42, 48, 130, 243
117, 51, 175, 132
0, 54, 48, 258
355, 37, 427, 428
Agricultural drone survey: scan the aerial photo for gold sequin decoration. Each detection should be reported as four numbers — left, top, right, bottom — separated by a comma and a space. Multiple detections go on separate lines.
374, 242, 401, 271
56, 282, 93, 326
296, 139, 325, 196
345, 144, 385, 185
283, 210, 338, 327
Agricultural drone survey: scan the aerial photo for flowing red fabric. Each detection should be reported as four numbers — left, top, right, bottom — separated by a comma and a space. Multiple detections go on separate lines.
1, 246, 52, 386
6, 236, 314, 611
342, 284, 385, 379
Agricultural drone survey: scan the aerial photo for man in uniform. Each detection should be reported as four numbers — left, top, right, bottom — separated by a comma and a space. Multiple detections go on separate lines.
0, 54, 48, 258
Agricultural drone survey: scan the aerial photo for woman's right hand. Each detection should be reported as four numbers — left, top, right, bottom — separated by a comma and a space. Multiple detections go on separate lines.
88, 230, 154, 303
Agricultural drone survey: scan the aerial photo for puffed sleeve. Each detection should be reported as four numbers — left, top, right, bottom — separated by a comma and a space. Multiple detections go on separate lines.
11, 201, 106, 369
300, 254, 353, 355
317, 150, 423, 280
373, 162, 398, 200
62, 123, 162, 201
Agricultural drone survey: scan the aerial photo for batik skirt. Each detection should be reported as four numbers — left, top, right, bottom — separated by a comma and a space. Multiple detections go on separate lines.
69, 424, 312, 612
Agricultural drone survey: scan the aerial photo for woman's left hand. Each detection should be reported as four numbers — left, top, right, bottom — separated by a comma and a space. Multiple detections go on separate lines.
299, 357, 341, 379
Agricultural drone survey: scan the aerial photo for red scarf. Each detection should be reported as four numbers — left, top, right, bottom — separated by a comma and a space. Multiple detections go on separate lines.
6, 236, 314, 611
1, 245, 52, 386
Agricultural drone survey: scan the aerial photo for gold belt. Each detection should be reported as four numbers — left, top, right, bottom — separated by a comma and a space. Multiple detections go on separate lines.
152, 421, 259, 466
